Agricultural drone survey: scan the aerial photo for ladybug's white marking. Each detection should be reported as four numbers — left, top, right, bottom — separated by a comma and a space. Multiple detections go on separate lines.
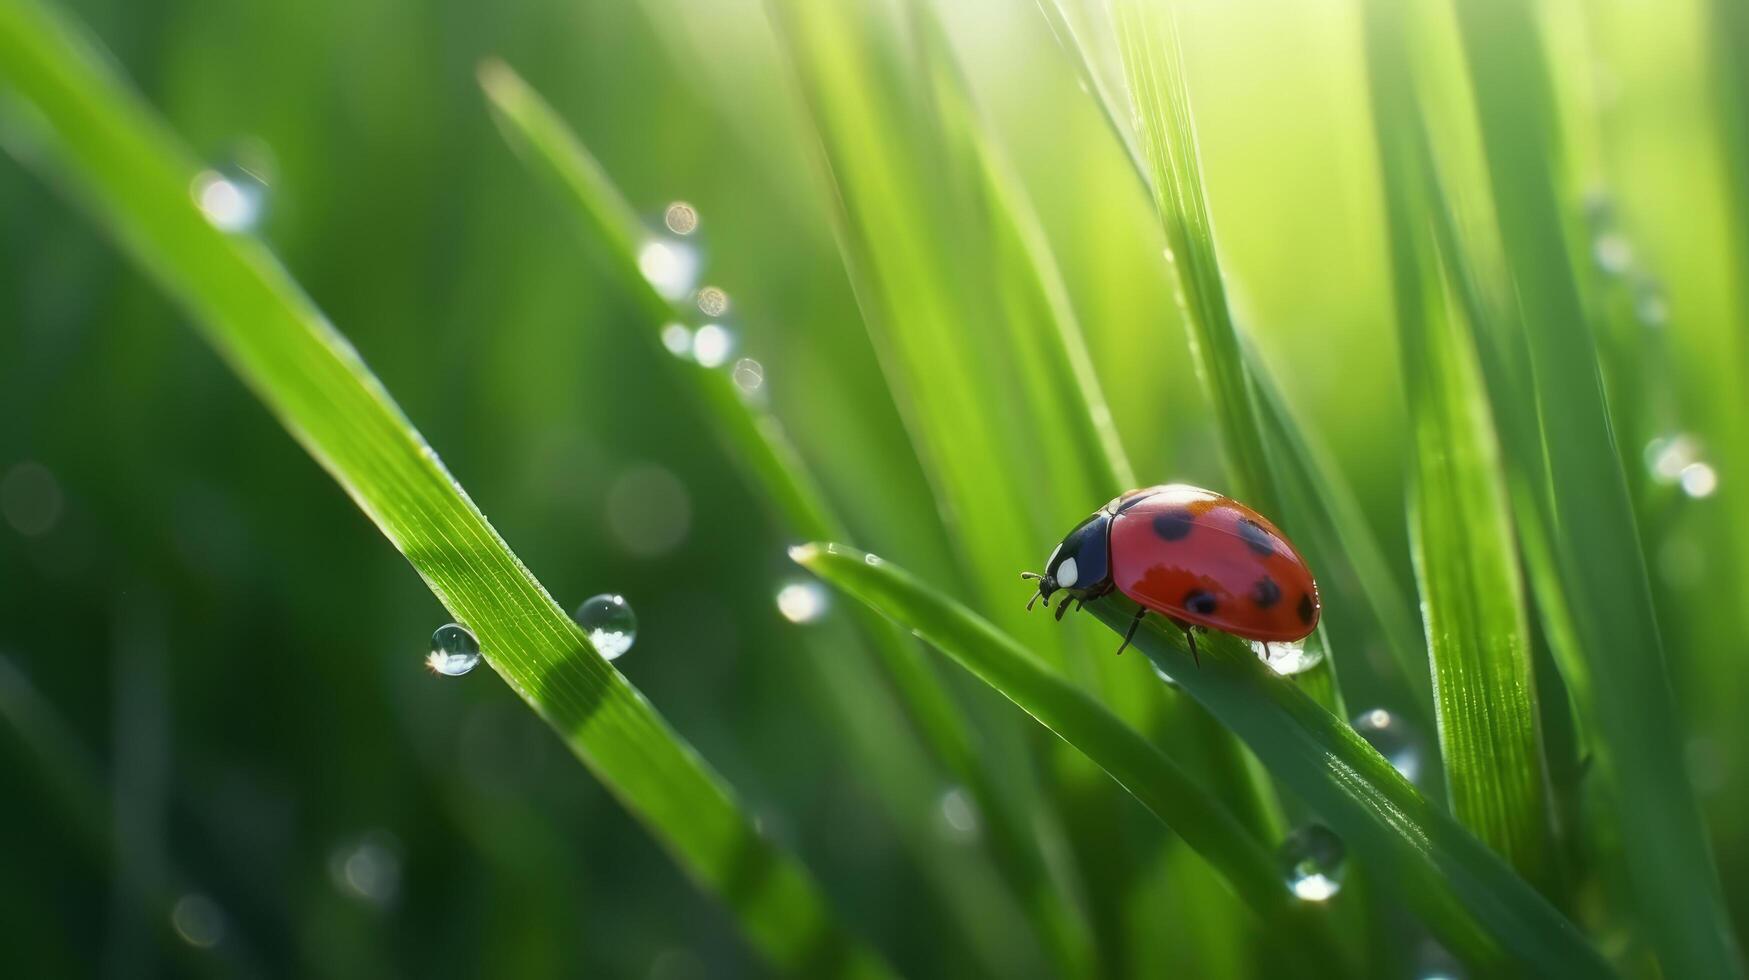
1056, 556, 1079, 589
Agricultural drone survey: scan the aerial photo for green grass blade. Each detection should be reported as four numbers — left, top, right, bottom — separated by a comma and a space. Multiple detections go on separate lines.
794, 543, 1347, 973
0, 4, 891, 975
1095, 0, 1432, 720
1360, 0, 1552, 888
801, 543, 1612, 977
766, 0, 1131, 661
477, 59, 1087, 975
1450, 2, 1744, 974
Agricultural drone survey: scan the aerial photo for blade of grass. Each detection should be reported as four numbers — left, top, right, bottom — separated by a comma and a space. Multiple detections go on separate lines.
765, 4, 1271, 967
0, 4, 890, 975
794, 543, 1348, 975
1100, 0, 1434, 725
1450, 1, 1743, 974
1360, 0, 1553, 891
477, 60, 1082, 976
800, 543, 1613, 977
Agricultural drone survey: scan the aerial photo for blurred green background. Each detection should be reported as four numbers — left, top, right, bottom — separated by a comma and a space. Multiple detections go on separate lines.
2, 0, 1744, 975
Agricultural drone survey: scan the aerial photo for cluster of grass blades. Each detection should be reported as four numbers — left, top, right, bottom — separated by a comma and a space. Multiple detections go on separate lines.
3, 0, 1744, 974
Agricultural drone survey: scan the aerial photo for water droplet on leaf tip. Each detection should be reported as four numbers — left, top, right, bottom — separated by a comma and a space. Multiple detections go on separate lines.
775, 581, 828, 623
427, 623, 481, 676
574, 593, 637, 660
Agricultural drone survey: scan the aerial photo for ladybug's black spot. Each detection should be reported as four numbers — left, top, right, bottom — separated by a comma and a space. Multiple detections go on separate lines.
1184, 589, 1219, 616
1236, 517, 1276, 557
1297, 593, 1316, 625
1252, 576, 1281, 608
1153, 510, 1195, 541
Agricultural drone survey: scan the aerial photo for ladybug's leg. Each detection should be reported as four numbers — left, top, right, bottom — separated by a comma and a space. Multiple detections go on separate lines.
1262, 642, 1273, 661
1179, 623, 1201, 667
1115, 606, 1147, 656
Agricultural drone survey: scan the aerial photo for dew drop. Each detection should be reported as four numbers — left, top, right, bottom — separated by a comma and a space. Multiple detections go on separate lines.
691, 324, 734, 368
575, 593, 637, 660
661, 322, 693, 357
327, 831, 402, 907
936, 785, 980, 842
638, 239, 701, 301
1645, 434, 1698, 483
663, 201, 700, 236
170, 893, 226, 948
1591, 233, 1633, 275
1352, 707, 1424, 784
426, 623, 481, 676
775, 581, 828, 623
696, 285, 730, 317
1680, 461, 1719, 499
1413, 938, 1466, 980
1279, 824, 1346, 901
731, 357, 764, 394
1252, 638, 1324, 676
191, 165, 267, 233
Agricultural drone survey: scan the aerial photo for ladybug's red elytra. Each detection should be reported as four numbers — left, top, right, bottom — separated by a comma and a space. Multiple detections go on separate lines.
1023, 485, 1321, 663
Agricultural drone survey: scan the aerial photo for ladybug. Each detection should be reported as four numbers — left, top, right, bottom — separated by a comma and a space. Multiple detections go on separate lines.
1022, 485, 1320, 663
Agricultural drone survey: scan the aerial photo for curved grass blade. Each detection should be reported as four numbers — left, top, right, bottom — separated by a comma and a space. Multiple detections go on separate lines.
1360, 0, 1553, 890
1449, 1, 1744, 974
478, 60, 1087, 976
1090, 0, 1432, 724
765, 0, 1132, 665
800, 543, 1613, 977
794, 544, 1348, 974
0, 4, 890, 975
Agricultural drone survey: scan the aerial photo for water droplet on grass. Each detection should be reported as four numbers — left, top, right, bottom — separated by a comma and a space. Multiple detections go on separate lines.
638, 239, 700, 301
775, 581, 828, 623
1253, 638, 1324, 676
575, 593, 637, 660
328, 832, 401, 906
170, 893, 226, 948
663, 201, 700, 236
661, 322, 692, 357
691, 324, 733, 367
1279, 824, 1346, 901
1644, 434, 1698, 483
191, 166, 266, 232
731, 357, 764, 393
1592, 233, 1632, 275
696, 285, 730, 317
1352, 707, 1424, 784
427, 623, 481, 676
1680, 462, 1718, 498
936, 786, 980, 842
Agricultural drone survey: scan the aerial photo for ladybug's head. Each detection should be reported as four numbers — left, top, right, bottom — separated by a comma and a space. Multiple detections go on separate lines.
1023, 510, 1113, 620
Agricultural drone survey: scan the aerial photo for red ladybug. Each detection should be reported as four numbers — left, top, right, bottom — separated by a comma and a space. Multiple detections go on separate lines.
1023, 485, 1320, 663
